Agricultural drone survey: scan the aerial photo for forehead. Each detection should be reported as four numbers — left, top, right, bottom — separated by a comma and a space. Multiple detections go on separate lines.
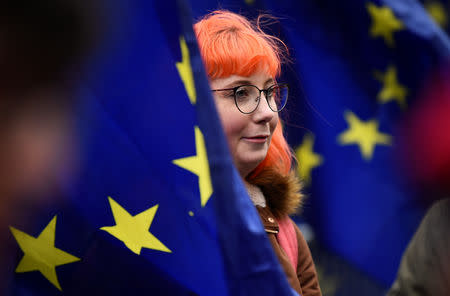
210, 72, 274, 89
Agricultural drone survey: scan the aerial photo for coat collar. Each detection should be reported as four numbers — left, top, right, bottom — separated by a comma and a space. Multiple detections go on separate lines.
248, 168, 303, 219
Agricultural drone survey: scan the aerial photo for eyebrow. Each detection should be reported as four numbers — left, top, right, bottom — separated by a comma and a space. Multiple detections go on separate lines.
264, 78, 275, 87
223, 80, 251, 88
224, 78, 275, 89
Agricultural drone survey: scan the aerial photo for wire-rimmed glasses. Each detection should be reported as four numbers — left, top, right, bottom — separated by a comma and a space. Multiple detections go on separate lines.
212, 83, 289, 114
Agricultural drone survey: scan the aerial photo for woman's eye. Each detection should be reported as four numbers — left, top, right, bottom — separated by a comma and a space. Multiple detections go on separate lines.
268, 87, 280, 101
235, 88, 249, 98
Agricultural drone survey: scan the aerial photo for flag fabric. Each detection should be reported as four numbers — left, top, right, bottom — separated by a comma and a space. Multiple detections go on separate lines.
420, 0, 450, 34
190, 0, 449, 291
9, 0, 296, 295
259, 0, 450, 289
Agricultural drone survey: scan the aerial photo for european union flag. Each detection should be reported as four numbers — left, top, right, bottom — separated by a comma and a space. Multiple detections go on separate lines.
258, 0, 450, 292
8, 0, 297, 295
187, 0, 449, 292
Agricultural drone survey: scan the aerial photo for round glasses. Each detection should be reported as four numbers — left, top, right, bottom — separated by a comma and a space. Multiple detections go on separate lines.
212, 83, 289, 114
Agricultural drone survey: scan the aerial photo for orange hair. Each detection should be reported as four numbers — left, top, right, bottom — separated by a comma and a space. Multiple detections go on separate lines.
194, 10, 292, 178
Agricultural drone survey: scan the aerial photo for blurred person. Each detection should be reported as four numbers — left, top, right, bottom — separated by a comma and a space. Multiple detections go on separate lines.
388, 65, 450, 295
195, 11, 321, 295
0, 0, 99, 293
387, 198, 450, 296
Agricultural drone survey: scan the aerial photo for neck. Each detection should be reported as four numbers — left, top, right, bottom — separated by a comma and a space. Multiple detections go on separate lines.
243, 181, 266, 207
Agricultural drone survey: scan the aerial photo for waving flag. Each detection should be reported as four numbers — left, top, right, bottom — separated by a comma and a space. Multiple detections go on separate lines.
258, 0, 450, 292
8, 0, 296, 295
192, 0, 449, 293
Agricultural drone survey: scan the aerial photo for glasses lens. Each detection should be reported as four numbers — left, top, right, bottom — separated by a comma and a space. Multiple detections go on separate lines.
267, 85, 288, 112
235, 85, 259, 113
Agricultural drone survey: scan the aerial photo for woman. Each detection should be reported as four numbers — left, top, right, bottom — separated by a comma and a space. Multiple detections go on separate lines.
194, 10, 322, 295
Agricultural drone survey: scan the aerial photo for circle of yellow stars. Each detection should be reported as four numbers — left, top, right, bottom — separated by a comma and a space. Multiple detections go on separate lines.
9, 34, 210, 291
294, 2, 412, 182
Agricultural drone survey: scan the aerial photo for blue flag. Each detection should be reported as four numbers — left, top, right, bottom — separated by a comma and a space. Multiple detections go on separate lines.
9, 0, 296, 295
259, 0, 450, 289
187, 0, 449, 291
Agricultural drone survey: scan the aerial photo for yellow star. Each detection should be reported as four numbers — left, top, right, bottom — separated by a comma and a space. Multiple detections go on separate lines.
176, 36, 196, 105
337, 111, 392, 160
173, 126, 213, 207
374, 65, 408, 109
426, 1, 448, 28
295, 134, 323, 184
367, 3, 404, 47
9, 216, 80, 291
100, 197, 171, 255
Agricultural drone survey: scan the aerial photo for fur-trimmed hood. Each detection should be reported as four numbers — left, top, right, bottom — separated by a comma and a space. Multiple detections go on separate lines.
248, 168, 303, 218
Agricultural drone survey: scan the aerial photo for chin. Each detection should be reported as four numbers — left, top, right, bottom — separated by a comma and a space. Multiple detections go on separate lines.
237, 155, 266, 174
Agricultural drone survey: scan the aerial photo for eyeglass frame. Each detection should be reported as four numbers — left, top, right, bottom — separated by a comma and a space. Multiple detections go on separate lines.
211, 83, 289, 114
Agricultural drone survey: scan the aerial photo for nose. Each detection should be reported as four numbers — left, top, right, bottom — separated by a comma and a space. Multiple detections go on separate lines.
252, 92, 276, 123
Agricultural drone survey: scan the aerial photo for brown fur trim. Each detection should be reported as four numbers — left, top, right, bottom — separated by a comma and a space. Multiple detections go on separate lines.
248, 168, 303, 218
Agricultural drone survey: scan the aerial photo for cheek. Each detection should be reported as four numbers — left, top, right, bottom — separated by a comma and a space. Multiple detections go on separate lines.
214, 101, 245, 146
222, 118, 242, 144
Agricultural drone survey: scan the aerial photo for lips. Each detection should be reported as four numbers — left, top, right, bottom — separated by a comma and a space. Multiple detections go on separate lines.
242, 135, 270, 143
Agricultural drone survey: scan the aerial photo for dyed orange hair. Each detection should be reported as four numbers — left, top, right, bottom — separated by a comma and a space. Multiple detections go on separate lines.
194, 10, 293, 178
